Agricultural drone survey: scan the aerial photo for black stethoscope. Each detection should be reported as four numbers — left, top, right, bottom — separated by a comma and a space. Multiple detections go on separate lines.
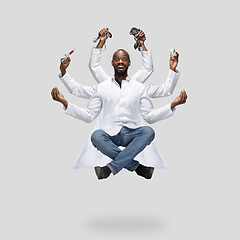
93, 28, 112, 43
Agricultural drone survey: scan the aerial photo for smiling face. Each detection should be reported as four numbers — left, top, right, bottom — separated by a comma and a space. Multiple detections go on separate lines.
112, 49, 131, 76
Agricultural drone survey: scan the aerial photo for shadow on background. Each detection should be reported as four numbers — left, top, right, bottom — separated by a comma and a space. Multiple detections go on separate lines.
85, 214, 166, 234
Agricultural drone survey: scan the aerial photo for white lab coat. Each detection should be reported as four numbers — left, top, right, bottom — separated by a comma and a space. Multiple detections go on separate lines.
59, 48, 180, 169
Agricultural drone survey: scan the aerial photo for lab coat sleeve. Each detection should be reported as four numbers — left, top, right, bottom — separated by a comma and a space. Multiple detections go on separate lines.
88, 47, 109, 83
144, 69, 180, 98
139, 89, 176, 124
131, 50, 154, 83
63, 90, 102, 123
59, 72, 96, 99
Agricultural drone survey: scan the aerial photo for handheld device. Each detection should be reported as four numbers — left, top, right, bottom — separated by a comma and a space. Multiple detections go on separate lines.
170, 49, 177, 57
129, 27, 146, 51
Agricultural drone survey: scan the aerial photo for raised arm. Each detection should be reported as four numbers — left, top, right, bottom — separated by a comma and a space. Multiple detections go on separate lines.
144, 69, 180, 98
140, 89, 187, 124
51, 87, 102, 123
59, 56, 96, 99
88, 28, 110, 83
144, 51, 180, 98
131, 29, 154, 83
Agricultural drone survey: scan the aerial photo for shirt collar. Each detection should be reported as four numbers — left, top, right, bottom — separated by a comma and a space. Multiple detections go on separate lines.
111, 75, 131, 82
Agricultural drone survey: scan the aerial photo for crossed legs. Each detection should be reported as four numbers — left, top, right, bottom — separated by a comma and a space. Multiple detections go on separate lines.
91, 126, 155, 179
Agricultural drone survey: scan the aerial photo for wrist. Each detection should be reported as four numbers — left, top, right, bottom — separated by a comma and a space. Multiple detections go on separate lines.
171, 101, 177, 109
60, 68, 66, 76
170, 67, 176, 72
140, 42, 147, 51
96, 39, 106, 49
62, 99, 68, 108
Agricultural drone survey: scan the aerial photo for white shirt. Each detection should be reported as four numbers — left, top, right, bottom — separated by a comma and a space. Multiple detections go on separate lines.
64, 76, 176, 136
58, 48, 180, 169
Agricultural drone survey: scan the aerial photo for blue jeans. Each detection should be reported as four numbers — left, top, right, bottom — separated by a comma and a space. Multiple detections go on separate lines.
91, 126, 155, 175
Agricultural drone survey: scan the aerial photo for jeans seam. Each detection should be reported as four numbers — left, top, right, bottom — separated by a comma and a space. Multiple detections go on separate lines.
122, 132, 140, 136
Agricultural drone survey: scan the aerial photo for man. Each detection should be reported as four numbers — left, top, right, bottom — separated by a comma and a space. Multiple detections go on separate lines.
58, 28, 181, 172
51, 49, 187, 180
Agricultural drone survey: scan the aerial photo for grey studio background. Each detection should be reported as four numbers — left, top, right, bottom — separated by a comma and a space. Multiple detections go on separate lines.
1, 0, 239, 239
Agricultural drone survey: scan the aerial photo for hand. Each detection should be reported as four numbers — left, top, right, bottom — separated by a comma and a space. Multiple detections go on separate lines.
134, 29, 146, 44
134, 29, 147, 51
171, 90, 187, 109
96, 28, 109, 49
51, 87, 68, 107
60, 56, 71, 76
99, 28, 109, 42
169, 50, 179, 72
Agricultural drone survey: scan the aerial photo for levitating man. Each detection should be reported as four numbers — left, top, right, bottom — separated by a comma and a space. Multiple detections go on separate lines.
51, 47, 187, 180
57, 28, 181, 174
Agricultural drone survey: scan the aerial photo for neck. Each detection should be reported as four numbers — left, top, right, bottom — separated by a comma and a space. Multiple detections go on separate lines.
114, 72, 128, 82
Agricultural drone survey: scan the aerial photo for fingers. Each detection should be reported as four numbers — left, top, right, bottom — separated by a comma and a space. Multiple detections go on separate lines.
60, 55, 70, 63
99, 28, 109, 37
51, 87, 63, 102
180, 90, 187, 103
139, 30, 145, 37
170, 50, 179, 60
99, 29, 103, 36
174, 90, 187, 106
54, 87, 59, 100
135, 29, 145, 42
136, 30, 145, 37
171, 54, 178, 60
184, 91, 188, 102
51, 87, 58, 100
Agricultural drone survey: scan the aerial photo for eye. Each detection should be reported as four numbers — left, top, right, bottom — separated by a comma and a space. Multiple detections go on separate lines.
123, 58, 128, 61
114, 58, 119, 61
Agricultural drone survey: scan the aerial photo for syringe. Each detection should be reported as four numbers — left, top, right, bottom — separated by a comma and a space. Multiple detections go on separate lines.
62, 46, 78, 60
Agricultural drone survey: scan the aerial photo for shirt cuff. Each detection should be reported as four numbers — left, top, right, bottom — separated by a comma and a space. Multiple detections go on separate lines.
93, 47, 102, 52
171, 105, 177, 115
63, 102, 71, 113
168, 68, 180, 78
58, 72, 71, 81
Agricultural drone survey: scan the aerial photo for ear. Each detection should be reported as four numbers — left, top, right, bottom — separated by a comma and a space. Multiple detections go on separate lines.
112, 60, 113, 66
129, 61, 131, 66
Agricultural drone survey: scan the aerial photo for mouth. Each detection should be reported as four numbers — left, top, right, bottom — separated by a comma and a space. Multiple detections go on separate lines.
117, 65, 125, 71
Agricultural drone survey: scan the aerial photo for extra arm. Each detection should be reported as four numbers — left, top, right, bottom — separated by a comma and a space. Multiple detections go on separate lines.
88, 48, 109, 83
143, 50, 181, 98
64, 90, 102, 123
128, 29, 153, 83
88, 28, 110, 83
139, 88, 187, 124
131, 50, 154, 83
140, 90, 175, 124
144, 69, 180, 98
59, 72, 97, 99
59, 55, 96, 99
51, 87, 102, 123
